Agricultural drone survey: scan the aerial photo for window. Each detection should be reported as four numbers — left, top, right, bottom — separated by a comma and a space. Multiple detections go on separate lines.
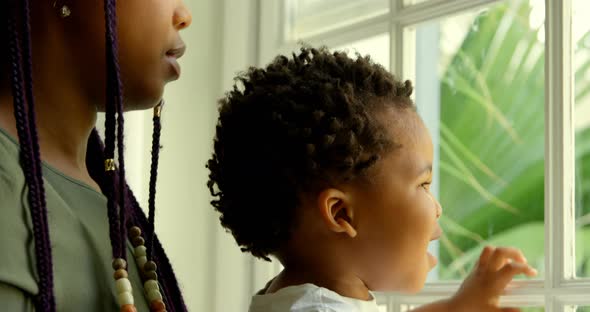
574, 0, 590, 279
259, 0, 590, 310
286, 0, 389, 39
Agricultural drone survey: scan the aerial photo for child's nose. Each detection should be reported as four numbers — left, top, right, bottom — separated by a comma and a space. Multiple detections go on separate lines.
435, 200, 443, 218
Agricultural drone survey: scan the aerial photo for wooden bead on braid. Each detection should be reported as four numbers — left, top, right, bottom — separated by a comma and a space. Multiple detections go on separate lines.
114, 269, 128, 280
131, 236, 145, 248
134, 245, 147, 257
129, 226, 142, 239
120, 304, 138, 312
129, 228, 166, 311
112, 257, 136, 310
149, 299, 166, 311
144, 270, 158, 282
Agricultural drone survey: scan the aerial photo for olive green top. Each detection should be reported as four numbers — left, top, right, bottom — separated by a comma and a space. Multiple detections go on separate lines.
0, 128, 150, 311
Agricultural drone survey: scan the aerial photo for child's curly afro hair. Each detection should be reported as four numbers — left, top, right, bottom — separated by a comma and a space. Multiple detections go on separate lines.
207, 47, 415, 260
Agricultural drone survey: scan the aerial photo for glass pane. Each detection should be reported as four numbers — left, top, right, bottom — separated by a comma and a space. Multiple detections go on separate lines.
565, 306, 590, 312
286, 0, 389, 39
405, 0, 546, 281
573, 0, 590, 279
403, 0, 430, 6
334, 33, 390, 70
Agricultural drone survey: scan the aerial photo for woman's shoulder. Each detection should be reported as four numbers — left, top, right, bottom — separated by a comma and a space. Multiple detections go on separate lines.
0, 128, 24, 180
0, 127, 28, 214
0, 129, 38, 295
0, 127, 29, 221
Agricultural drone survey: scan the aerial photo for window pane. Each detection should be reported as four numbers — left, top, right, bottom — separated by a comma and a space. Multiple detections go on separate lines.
565, 306, 590, 312
573, 0, 590, 279
403, 0, 430, 6
334, 33, 390, 69
406, 0, 546, 281
286, 0, 389, 39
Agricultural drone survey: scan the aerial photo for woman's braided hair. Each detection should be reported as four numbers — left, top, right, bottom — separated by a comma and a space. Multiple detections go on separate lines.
2, 1, 186, 310
207, 47, 415, 261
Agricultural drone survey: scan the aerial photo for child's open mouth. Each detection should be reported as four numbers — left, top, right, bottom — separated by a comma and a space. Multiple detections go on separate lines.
427, 251, 438, 267
428, 227, 443, 267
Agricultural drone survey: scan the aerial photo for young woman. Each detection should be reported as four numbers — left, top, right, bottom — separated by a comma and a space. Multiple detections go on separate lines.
0, 0, 192, 311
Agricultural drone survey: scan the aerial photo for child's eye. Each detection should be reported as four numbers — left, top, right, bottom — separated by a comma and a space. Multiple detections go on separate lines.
421, 182, 431, 190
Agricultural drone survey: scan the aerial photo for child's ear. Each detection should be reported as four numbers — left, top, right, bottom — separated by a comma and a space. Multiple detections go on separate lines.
317, 188, 357, 238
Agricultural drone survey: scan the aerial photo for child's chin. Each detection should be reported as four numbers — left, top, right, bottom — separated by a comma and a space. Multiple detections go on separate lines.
404, 281, 427, 294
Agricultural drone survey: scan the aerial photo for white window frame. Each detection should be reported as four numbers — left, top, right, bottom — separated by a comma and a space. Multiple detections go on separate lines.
256, 0, 590, 310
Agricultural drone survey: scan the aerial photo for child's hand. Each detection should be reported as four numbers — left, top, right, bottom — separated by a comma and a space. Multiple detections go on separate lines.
449, 246, 538, 312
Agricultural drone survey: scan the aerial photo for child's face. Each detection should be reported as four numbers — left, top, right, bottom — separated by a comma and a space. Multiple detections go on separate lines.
350, 108, 442, 293
51, 0, 192, 110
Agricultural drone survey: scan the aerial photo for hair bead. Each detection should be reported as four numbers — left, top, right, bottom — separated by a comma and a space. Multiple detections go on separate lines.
114, 269, 129, 280
112, 258, 127, 270
105, 158, 116, 171
115, 278, 132, 293
117, 291, 134, 306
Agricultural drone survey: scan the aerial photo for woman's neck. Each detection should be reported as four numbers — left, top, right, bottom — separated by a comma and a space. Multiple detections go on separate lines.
0, 88, 101, 192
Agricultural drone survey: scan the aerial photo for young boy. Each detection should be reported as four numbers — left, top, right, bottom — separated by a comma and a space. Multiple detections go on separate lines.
207, 47, 537, 312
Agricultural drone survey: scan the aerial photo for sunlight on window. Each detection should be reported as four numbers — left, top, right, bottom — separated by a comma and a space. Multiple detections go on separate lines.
287, 0, 389, 39
407, 0, 546, 281
333, 33, 390, 70
403, 0, 428, 6
573, 0, 590, 279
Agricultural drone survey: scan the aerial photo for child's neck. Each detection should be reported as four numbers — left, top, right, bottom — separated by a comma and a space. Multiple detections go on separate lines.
266, 264, 373, 301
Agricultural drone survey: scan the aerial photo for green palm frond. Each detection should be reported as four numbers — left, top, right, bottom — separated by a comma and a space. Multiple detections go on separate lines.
436, 0, 590, 279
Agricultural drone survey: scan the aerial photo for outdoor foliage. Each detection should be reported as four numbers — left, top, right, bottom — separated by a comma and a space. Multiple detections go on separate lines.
438, 0, 590, 279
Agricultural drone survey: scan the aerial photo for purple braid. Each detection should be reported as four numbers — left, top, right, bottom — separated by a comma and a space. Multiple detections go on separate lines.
106, 0, 129, 255
103, 0, 125, 260
127, 193, 188, 312
21, 0, 53, 290
146, 103, 163, 258
87, 129, 187, 311
87, 130, 107, 190
6, 0, 55, 310
3, 0, 185, 309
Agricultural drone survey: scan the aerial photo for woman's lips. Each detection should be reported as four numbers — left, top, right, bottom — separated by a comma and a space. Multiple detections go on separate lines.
165, 45, 186, 78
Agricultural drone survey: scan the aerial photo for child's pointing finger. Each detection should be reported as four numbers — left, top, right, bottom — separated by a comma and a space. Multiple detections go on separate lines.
489, 247, 528, 271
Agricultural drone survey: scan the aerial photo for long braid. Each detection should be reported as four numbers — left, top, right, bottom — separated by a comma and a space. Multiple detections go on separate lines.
104, 0, 130, 256
145, 102, 189, 312
20, 0, 55, 308
103, 0, 124, 260
6, 0, 55, 310
88, 126, 187, 311
127, 194, 187, 312
146, 102, 163, 258
87, 130, 107, 191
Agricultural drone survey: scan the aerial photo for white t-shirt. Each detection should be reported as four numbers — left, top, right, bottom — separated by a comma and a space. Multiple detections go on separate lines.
248, 283, 382, 312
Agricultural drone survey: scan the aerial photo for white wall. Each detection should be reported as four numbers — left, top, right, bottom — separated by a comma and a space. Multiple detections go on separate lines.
152, 0, 223, 310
